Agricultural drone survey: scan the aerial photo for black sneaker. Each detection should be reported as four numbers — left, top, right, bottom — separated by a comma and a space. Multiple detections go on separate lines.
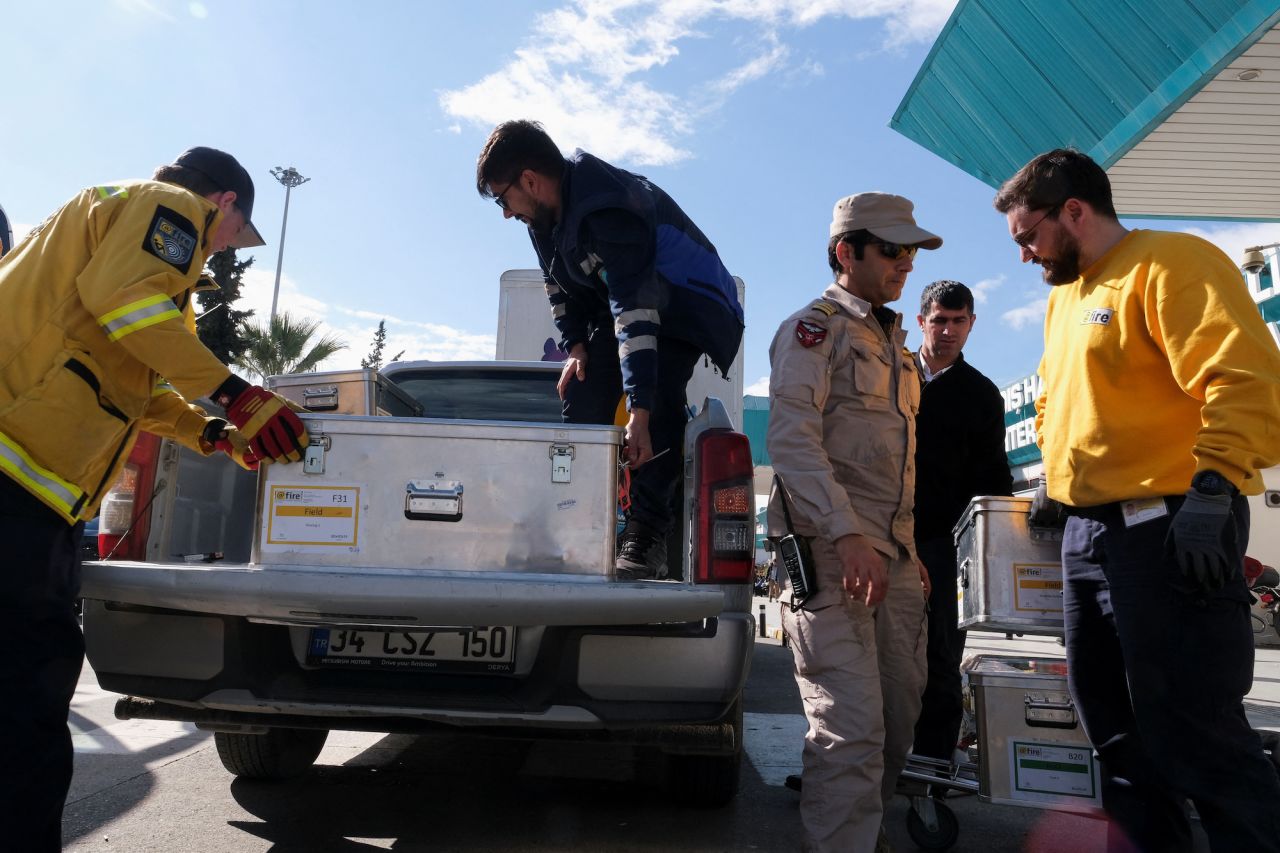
616, 526, 666, 580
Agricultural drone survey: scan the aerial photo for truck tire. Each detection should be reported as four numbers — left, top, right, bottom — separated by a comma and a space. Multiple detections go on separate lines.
665, 700, 743, 808
214, 728, 328, 780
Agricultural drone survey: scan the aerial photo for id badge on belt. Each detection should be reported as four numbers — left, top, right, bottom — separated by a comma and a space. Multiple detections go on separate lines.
1121, 497, 1168, 528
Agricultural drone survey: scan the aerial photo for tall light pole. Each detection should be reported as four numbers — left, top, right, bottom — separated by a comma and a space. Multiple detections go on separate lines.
268, 166, 311, 326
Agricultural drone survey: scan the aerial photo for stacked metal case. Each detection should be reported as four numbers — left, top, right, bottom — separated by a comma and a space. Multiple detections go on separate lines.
254, 414, 622, 575
953, 496, 1063, 636
965, 655, 1101, 814
267, 369, 423, 418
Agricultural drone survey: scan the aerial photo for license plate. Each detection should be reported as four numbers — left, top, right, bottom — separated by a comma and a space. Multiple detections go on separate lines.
306, 626, 516, 674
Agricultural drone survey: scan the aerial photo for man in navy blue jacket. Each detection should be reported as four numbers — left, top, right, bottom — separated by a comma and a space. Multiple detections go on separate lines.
477, 120, 744, 579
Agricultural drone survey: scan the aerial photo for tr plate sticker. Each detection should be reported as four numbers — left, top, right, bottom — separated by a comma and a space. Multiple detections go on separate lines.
264, 485, 361, 550
142, 205, 198, 274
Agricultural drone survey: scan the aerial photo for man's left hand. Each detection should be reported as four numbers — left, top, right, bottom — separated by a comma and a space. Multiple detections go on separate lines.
917, 559, 932, 600
1166, 488, 1235, 592
624, 408, 653, 467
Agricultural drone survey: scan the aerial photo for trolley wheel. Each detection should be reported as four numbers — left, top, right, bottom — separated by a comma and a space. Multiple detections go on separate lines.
905, 798, 959, 851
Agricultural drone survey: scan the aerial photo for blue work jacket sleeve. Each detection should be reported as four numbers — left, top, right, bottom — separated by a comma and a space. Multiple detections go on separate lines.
581, 207, 662, 411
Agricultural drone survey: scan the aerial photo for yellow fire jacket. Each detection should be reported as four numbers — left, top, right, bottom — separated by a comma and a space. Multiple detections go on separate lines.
1035, 229, 1280, 505
0, 179, 236, 523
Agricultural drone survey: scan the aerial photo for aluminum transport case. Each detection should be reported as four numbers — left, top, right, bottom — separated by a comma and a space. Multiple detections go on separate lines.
954, 496, 1064, 635
966, 655, 1102, 814
255, 413, 621, 574
268, 369, 423, 417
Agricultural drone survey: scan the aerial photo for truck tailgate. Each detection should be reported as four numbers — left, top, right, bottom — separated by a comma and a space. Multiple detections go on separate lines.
80, 561, 725, 626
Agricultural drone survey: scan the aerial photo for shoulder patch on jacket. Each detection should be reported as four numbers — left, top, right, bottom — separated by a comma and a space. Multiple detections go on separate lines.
142, 205, 197, 274
795, 319, 828, 348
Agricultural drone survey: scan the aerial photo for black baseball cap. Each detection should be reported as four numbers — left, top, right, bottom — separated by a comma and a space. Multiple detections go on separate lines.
172, 146, 266, 249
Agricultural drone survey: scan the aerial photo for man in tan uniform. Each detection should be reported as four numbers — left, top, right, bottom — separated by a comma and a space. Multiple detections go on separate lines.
768, 192, 939, 852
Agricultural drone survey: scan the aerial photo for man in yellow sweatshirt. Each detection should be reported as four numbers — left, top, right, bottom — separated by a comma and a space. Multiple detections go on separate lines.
995, 149, 1280, 852
0, 147, 309, 851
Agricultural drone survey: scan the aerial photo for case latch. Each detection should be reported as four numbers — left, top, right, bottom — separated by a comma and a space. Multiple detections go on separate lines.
303, 433, 331, 474
549, 444, 574, 483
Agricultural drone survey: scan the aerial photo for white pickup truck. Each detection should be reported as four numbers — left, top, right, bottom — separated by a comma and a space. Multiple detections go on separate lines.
81, 359, 755, 806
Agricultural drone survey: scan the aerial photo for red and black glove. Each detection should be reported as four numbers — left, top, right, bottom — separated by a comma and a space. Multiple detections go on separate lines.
202, 419, 263, 471
213, 376, 309, 464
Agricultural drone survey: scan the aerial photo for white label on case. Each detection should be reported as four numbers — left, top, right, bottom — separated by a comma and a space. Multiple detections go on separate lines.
264, 485, 360, 549
1012, 563, 1064, 613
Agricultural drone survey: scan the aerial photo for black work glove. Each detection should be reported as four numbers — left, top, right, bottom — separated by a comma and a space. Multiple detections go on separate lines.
1027, 481, 1067, 528
1165, 489, 1235, 592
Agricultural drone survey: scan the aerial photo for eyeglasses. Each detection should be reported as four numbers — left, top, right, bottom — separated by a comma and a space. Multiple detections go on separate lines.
871, 241, 919, 261
1013, 205, 1060, 248
493, 183, 515, 211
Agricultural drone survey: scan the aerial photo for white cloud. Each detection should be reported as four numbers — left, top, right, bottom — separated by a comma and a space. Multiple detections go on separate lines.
219, 264, 494, 373
971, 274, 1004, 305
1181, 222, 1280, 268
1001, 295, 1048, 331
440, 0, 957, 166
744, 375, 770, 396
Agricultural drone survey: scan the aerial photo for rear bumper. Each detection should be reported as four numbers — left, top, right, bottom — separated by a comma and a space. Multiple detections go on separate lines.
81, 561, 725, 626
82, 579, 753, 740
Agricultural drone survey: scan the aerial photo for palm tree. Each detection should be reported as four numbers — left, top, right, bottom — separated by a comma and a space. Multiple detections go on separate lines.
235, 311, 348, 380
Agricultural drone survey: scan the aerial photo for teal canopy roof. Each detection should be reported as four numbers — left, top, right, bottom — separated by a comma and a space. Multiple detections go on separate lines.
892, 0, 1280, 220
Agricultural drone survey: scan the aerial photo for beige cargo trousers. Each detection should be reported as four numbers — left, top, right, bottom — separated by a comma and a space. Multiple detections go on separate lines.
781, 536, 928, 852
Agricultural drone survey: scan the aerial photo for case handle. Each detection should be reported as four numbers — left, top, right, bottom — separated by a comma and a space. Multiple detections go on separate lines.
1025, 695, 1078, 729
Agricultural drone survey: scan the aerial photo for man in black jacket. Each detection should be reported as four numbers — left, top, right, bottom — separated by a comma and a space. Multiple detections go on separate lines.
911, 280, 1013, 766
476, 120, 743, 580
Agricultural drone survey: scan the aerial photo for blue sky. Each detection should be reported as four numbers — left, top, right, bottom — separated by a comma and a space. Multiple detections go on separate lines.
3, 0, 1276, 395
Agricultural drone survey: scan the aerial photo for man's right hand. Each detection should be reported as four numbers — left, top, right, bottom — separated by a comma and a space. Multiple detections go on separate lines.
556, 343, 588, 401
835, 534, 888, 606
221, 384, 309, 464
1028, 480, 1067, 528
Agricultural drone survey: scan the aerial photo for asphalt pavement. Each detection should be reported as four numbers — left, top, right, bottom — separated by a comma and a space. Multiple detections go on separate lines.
59, 597, 1280, 851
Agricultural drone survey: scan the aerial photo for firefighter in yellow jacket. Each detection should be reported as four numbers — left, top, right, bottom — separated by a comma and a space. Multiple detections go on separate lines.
0, 147, 309, 851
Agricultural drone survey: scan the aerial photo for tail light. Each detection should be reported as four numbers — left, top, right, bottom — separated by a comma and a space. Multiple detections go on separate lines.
1246, 556, 1264, 588
97, 432, 160, 560
694, 430, 754, 583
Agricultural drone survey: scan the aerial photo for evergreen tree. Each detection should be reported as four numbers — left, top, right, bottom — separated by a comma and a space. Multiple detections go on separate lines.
198, 249, 255, 365
361, 320, 388, 369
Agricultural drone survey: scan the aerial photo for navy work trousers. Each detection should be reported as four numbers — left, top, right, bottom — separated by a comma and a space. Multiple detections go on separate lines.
1062, 495, 1280, 852
912, 535, 967, 762
0, 475, 85, 852
562, 322, 703, 535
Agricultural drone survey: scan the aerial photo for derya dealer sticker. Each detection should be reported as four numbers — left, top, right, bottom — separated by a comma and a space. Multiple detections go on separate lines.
263, 485, 361, 551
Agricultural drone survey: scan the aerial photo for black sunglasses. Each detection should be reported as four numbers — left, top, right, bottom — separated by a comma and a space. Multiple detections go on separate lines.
871, 241, 919, 261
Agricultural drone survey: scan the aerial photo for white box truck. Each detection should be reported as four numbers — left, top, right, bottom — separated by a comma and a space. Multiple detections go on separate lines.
496, 269, 746, 431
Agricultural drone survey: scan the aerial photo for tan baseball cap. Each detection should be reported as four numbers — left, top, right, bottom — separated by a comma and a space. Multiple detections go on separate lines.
829, 192, 942, 249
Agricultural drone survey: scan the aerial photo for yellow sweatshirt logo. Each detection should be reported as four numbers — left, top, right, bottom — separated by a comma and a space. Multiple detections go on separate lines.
1081, 307, 1114, 326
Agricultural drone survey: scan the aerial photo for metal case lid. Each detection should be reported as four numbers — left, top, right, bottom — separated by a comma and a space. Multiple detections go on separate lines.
965, 654, 1069, 689
953, 495, 1033, 540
